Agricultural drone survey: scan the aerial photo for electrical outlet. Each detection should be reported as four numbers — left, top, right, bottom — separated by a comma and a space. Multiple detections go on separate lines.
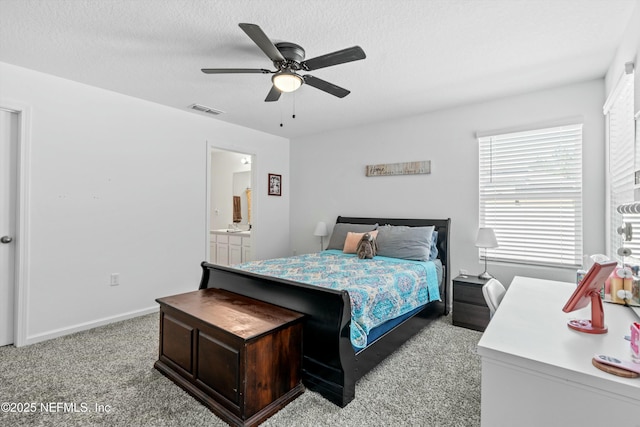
110, 273, 120, 286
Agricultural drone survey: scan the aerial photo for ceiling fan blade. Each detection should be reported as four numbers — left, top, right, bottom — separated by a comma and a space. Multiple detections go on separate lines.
238, 23, 285, 62
303, 75, 350, 98
201, 68, 272, 74
265, 85, 282, 102
301, 46, 366, 71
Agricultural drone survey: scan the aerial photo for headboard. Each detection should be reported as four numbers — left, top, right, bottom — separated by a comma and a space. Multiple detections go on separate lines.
335, 215, 451, 310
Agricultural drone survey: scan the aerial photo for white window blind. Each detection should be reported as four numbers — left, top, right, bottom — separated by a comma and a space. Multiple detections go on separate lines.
478, 124, 583, 267
605, 71, 635, 262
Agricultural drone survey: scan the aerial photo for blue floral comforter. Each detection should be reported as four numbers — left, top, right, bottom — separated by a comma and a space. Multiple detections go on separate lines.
232, 250, 440, 348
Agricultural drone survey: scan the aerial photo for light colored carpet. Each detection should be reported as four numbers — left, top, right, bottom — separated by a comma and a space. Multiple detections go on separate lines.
0, 313, 482, 426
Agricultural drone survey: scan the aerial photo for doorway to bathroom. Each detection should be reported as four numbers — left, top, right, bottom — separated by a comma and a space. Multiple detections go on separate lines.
206, 146, 253, 265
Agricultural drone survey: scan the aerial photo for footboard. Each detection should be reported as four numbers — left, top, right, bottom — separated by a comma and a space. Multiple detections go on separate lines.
199, 262, 357, 407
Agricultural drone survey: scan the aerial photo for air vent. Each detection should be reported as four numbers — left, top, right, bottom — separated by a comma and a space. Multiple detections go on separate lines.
188, 103, 224, 116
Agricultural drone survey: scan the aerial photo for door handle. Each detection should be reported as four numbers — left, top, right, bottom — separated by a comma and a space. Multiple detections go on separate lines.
0, 236, 12, 244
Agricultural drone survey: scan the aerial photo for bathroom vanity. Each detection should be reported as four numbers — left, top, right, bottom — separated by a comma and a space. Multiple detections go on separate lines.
210, 230, 251, 266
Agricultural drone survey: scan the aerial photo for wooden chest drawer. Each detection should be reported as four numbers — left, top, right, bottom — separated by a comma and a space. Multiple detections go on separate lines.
155, 289, 304, 427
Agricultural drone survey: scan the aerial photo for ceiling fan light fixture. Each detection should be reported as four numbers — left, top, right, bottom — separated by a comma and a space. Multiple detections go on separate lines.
272, 71, 303, 93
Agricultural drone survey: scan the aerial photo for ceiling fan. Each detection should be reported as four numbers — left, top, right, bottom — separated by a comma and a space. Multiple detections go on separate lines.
201, 23, 366, 102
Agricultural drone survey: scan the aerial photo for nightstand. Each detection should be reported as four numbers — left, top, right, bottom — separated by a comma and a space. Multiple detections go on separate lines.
452, 275, 490, 331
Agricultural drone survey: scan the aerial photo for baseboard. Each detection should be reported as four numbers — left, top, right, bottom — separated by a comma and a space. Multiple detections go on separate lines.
22, 306, 159, 346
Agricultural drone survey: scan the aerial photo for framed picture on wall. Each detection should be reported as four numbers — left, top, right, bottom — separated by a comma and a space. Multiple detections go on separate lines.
268, 173, 282, 196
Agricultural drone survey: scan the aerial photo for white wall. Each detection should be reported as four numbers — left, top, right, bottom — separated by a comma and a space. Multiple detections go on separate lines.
604, 0, 640, 107
290, 79, 605, 292
0, 62, 290, 344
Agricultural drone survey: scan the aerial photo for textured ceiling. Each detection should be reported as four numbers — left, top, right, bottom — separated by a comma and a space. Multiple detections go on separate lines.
0, 0, 636, 139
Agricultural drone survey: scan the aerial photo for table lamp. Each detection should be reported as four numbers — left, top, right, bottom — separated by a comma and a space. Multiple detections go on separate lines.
476, 227, 498, 279
314, 221, 328, 251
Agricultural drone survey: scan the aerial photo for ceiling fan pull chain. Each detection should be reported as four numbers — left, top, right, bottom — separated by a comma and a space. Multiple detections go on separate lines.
292, 93, 296, 119
279, 104, 284, 127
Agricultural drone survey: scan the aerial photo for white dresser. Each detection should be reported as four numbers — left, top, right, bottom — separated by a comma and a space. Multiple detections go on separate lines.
477, 276, 640, 427
209, 230, 251, 266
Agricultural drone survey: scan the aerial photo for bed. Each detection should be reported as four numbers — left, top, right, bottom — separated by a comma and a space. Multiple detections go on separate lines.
198, 216, 451, 407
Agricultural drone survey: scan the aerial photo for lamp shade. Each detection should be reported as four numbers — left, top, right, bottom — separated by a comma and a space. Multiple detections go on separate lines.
314, 221, 328, 237
475, 227, 498, 248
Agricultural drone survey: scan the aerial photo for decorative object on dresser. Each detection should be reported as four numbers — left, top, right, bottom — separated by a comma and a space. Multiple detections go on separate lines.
155, 288, 304, 427
475, 227, 498, 279
453, 275, 490, 331
562, 260, 617, 334
199, 216, 451, 407
313, 221, 328, 251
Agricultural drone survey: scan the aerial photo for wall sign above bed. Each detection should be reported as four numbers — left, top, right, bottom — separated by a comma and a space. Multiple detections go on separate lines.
365, 161, 431, 177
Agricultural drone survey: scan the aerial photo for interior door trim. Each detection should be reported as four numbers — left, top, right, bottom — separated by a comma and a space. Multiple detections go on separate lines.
205, 142, 256, 264
1, 101, 32, 347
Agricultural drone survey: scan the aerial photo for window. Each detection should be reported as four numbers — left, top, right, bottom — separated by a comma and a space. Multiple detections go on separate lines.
605, 69, 635, 262
478, 123, 583, 267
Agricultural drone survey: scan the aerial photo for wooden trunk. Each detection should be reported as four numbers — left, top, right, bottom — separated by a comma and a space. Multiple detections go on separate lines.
155, 288, 304, 427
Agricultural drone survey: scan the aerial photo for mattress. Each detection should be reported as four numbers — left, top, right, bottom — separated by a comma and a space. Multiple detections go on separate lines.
232, 250, 442, 348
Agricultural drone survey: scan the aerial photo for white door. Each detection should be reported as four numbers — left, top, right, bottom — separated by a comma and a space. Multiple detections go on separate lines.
0, 109, 18, 346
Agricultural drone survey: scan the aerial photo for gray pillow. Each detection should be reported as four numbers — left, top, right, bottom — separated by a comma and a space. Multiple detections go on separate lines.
326, 223, 378, 250
429, 230, 439, 260
376, 225, 435, 261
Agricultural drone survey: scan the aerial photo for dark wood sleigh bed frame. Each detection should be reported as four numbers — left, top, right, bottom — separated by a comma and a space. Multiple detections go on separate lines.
198, 216, 451, 407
